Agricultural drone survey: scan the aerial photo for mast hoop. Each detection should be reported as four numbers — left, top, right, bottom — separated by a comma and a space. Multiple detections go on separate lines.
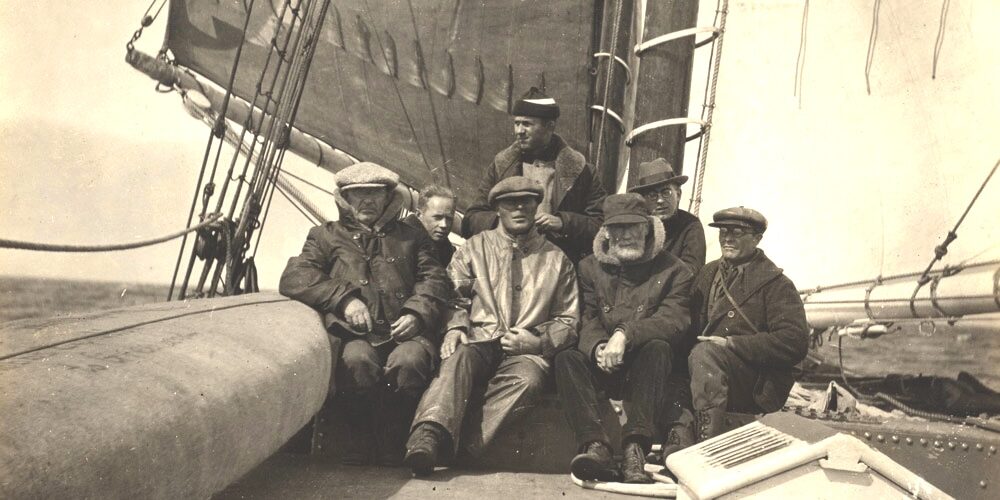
589, 105, 625, 133
864, 277, 882, 320
634, 26, 721, 56
625, 118, 707, 146
592, 52, 632, 84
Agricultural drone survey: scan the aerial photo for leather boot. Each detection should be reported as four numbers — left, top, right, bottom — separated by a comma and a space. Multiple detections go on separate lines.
622, 441, 653, 484
660, 410, 696, 465
695, 407, 728, 442
570, 441, 620, 482
404, 422, 442, 476
340, 393, 376, 465
376, 390, 419, 466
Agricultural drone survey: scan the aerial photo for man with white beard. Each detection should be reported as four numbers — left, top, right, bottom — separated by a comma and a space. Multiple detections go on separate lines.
554, 193, 693, 483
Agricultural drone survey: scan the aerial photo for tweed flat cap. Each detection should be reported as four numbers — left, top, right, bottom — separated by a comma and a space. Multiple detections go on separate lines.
336, 162, 399, 191
511, 87, 560, 120
488, 176, 545, 205
628, 158, 688, 193
708, 206, 768, 233
603, 193, 650, 226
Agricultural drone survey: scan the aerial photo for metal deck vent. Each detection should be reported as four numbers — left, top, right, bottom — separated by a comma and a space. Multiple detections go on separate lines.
697, 421, 794, 468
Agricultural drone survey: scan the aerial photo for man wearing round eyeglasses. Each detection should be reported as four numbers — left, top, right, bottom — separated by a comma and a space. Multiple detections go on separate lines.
687, 207, 808, 442
629, 158, 706, 275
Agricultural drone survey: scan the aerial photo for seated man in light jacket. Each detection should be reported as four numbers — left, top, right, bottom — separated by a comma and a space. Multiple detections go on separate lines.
403, 176, 580, 476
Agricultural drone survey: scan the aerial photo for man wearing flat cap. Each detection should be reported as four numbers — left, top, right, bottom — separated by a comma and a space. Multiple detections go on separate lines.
555, 194, 693, 483
687, 207, 808, 441
629, 158, 706, 275
279, 162, 450, 466
462, 87, 607, 263
405, 176, 580, 476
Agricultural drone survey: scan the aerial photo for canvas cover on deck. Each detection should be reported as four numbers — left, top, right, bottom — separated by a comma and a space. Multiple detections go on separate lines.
164, 0, 599, 209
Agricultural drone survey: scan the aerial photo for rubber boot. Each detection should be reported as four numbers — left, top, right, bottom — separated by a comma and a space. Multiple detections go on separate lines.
570, 441, 620, 482
376, 390, 419, 466
340, 392, 376, 466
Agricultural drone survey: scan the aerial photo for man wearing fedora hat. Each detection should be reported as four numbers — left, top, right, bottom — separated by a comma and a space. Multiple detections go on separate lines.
554, 193, 693, 483
687, 207, 808, 441
462, 87, 607, 263
629, 158, 706, 275
404, 176, 580, 476
279, 162, 450, 466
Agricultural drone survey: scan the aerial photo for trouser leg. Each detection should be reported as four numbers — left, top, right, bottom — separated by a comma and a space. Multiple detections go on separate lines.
621, 339, 673, 452
461, 354, 547, 457
336, 339, 381, 464
554, 349, 611, 450
410, 342, 499, 456
688, 341, 759, 441
378, 339, 435, 465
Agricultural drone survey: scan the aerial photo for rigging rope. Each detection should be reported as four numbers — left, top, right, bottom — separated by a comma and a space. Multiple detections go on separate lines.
793, 0, 809, 108
592, 0, 626, 175
864, 0, 882, 95
688, 0, 728, 217
798, 258, 1000, 296
0, 214, 222, 253
932, 0, 951, 79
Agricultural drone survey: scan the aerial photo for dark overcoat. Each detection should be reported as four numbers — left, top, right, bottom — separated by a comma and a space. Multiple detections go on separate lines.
663, 209, 707, 276
577, 216, 694, 359
279, 190, 450, 345
690, 250, 809, 411
461, 133, 606, 262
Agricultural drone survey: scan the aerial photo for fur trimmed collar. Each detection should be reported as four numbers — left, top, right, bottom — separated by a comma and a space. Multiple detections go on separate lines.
332, 185, 406, 232
592, 216, 666, 266
495, 133, 586, 208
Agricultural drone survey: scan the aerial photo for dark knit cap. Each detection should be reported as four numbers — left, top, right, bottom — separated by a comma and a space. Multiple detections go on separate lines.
603, 193, 651, 226
511, 87, 560, 120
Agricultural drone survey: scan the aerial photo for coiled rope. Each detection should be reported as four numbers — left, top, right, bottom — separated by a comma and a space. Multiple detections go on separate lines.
0, 213, 222, 253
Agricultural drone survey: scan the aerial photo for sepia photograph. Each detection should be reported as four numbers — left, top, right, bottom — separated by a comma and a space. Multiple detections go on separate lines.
2, 0, 999, 498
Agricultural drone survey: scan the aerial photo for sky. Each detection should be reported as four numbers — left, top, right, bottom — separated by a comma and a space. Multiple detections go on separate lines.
1, 0, 998, 296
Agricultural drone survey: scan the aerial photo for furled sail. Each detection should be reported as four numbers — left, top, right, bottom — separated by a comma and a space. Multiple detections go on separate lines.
164, 0, 601, 209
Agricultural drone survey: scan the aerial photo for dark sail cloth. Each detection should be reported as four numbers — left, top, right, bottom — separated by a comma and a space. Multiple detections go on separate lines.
400, 213, 456, 267
557, 216, 693, 451
662, 209, 706, 276
278, 188, 451, 396
461, 133, 607, 262
688, 250, 809, 414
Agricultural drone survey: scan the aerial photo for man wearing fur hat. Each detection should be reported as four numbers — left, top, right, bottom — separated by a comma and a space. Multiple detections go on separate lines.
462, 87, 607, 263
279, 162, 450, 466
629, 158, 706, 275
688, 207, 808, 441
404, 176, 580, 476
554, 194, 693, 483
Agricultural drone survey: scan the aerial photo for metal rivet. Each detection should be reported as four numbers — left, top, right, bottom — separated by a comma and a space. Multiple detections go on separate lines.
980, 480, 987, 489
905, 437, 913, 445
934, 441, 942, 448
891, 435, 899, 443
989, 445, 997, 455
976, 443, 984, 451
864, 432, 872, 440
962, 443, 969, 450
876, 434, 884, 442
948, 442, 956, 450
920, 438, 928, 446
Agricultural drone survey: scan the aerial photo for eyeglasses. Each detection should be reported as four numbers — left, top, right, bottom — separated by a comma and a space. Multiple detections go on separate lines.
719, 227, 756, 238
640, 187, 678, 201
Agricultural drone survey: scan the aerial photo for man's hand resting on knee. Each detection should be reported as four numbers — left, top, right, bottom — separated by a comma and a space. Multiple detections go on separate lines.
441, 329, 469, 359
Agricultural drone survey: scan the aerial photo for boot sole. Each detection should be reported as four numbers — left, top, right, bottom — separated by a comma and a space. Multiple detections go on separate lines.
570, 455, 620, 482
403, 450, 435, 476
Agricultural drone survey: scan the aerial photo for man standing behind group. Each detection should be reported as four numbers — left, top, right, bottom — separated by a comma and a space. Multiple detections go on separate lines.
555, 194, 692, 484
402, 184, 457, 266
688, 207, 808, 441
629, 158, 706, 274
462, 87, 606, 263
279, 163, 450, 466
405, 177, 580, 476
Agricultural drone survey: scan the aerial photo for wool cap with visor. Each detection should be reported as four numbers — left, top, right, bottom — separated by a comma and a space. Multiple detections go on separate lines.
488, 176, 545, 206
511, 87, 560, 120
336, 162, 399, 191
708, 206, 768, 233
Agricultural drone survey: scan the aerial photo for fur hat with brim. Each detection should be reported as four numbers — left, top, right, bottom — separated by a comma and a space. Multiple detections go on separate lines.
488, 176, 545, 206
336, 162, 399, 191
628, 158, 688, 193
511, 87, 560, 120
708, 206, 768, 233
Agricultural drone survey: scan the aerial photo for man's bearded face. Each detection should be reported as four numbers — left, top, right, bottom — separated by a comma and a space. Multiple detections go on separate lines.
607, 222, 649, 262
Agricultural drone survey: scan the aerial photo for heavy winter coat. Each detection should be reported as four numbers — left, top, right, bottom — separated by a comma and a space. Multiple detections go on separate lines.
279, 187, 450, 345
400, 213, 456, 267
691, 250, 809, 411
577, 216, 694, 359
662, 209, 706, 276
461, 134, 606, 262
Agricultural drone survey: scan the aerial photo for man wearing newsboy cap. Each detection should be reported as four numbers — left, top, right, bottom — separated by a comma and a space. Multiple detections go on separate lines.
280, 162, 450, 466
554, 194, 693, 483
461, 87, 607, 263
405, 176, 580, 476
686, 207, 808, 442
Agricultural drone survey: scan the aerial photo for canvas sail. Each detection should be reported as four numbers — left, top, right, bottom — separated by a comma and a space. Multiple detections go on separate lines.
164, 0, 602, 208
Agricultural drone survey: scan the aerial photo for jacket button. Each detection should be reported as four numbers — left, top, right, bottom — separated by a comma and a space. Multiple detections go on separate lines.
387, 257, 395, 263
395, 292, 405, 299
727, 310, 735, 318
376, 319, 385, 325
376, 232, 385, 238
377, 288, 386, 295
514, 284, 522, 291
637, 305, 644, 312
359, 279, 369, 286
602, 305, 611, 313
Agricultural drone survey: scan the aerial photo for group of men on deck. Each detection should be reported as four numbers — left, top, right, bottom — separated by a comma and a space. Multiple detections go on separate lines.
279, 88, 809, 482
